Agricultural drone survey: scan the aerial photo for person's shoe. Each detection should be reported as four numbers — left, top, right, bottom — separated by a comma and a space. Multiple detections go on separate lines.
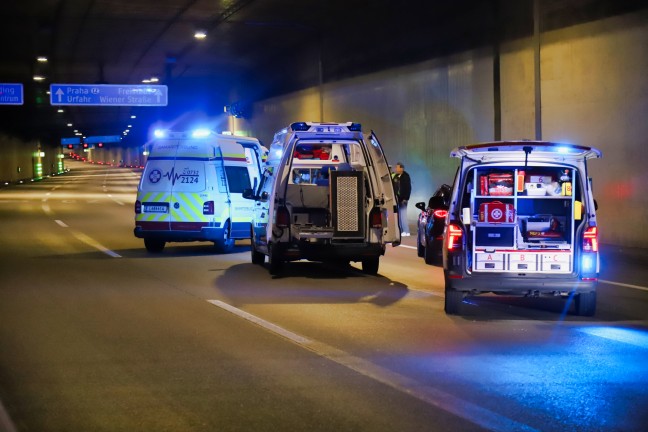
401, 232, 410, 237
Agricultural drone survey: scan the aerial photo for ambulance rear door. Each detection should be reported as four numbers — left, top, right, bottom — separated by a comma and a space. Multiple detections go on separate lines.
168, 141, 211, 231
365, 131, 400, 244
136, 141, 181, 231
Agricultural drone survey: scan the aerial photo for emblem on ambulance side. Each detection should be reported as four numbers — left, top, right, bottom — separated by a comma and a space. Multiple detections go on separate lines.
149, 169, 162, 183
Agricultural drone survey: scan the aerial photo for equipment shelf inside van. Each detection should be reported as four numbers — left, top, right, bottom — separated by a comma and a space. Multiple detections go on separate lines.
443, 142, 601, 316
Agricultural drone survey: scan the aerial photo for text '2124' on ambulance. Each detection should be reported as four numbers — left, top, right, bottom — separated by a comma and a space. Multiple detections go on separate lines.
134, 129, 266, 253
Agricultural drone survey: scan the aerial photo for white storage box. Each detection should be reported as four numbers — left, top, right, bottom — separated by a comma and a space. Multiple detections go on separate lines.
525, 183, 547, 196
509, 252, 539, 271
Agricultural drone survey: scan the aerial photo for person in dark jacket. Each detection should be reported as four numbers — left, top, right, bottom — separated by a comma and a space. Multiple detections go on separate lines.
392, 162, 412, 236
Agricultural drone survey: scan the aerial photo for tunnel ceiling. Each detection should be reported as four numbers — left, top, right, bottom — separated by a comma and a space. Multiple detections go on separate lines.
0, 0, 645, 143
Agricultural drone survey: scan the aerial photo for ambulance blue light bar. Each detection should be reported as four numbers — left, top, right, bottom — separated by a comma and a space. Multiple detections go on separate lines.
191, 128, 212, 138
289, 122, 363, 133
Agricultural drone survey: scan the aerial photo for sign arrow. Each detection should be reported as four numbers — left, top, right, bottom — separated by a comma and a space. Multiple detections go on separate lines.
55, 88, 64, 103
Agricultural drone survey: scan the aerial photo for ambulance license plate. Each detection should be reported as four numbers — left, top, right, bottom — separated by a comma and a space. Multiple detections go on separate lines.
144, 204, 168, 213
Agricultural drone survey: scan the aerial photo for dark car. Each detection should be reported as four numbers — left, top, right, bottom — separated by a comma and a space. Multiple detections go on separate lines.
415, 184, 451, 265
416, 184, 452, 264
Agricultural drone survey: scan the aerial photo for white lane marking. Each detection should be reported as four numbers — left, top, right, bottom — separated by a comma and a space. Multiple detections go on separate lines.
400, 244, 417, 250
54, 220, 69, 228
599, 279, 648, 292
70, 231, 121, 258
42, 203, 53, 215
0, 397, 18, 432
207, 299, 539, 432
579, 327, 648, 349
107, 194, 125, 206
208, 300, 311, 344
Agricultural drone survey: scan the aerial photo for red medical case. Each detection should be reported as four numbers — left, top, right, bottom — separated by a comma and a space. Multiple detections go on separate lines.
479, 201, 515, 223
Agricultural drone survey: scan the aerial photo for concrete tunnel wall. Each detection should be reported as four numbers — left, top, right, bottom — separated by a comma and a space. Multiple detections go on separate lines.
250, 10, 648, 248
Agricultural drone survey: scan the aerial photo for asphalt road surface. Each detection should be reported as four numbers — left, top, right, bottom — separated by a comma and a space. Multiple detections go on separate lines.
1, 161, 646, 432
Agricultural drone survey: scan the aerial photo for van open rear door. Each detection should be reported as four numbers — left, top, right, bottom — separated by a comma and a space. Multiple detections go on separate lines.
366, 131, 400, 244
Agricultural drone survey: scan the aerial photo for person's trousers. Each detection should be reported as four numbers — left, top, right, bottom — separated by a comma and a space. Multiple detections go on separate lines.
398, 200, 409, 233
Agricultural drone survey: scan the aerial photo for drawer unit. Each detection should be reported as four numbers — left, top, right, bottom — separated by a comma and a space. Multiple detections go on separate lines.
509, 252, 539, 271
475, 253, 506, 271
540, 253, 572, 272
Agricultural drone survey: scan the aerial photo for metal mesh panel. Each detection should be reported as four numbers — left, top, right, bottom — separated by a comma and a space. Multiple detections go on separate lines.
336, 177, 359, 231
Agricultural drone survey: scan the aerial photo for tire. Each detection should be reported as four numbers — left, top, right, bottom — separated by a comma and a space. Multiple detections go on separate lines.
144, 238, 165, 253
575, 291, 596, 316
214, 222, 235, 253
268, 243, 283, 276
424, 236, 435, 265
361, 256, 380, 275
444, 290, 464, 315
251, 240, 265, 265
417, 231, 425, 257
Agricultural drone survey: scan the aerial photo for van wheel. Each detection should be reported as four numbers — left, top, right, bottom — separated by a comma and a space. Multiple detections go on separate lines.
268, 243, 283, 276
444, 290, 464, 315
214, 223, 235, 253
575, 291, 596, 316
144, 239, 165, 253
416, 232, 425, 257
361, 257, 379, 275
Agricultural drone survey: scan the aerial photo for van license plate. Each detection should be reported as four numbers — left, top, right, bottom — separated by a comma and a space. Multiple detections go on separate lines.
144, 204, 168, 213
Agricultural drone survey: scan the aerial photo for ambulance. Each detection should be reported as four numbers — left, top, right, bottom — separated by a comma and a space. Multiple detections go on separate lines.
442, 141, 602, 316
243, 122, 400, 275
134, 130, 265, 253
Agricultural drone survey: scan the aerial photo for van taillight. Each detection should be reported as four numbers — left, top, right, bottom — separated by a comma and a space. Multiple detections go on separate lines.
583, 226, 598, 252
135, 200, 141, 214
447, 223, 463, 251
203, 201, 215, 215
369, 207, 382, 228
276, 206, 290, 228
433, 209, 448, 219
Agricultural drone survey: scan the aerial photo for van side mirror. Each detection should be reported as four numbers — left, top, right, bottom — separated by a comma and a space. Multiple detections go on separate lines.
415, 202, 426, 212
242, 188, 255, 200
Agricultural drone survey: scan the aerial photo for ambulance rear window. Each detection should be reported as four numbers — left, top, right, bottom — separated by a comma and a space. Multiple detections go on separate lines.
225, 166, 252, 193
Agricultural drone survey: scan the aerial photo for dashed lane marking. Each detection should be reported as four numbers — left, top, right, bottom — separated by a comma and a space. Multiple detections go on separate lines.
54, 220, 68, 228
70, 230, 121, 258
207, 299, 539, 432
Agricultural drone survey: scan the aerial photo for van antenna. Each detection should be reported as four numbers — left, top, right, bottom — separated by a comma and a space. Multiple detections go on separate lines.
523, 146, 533, 168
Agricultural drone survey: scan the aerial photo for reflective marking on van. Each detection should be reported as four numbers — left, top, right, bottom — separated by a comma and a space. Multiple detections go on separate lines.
171, 193, 206, 222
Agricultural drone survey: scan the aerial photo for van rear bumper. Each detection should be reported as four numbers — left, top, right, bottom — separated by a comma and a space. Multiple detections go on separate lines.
134, 221, 251, 242
445, 272, 597, 294
278, 241, 385, 262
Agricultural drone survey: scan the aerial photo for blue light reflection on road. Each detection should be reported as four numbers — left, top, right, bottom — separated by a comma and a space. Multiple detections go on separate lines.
388, 325, 648, 431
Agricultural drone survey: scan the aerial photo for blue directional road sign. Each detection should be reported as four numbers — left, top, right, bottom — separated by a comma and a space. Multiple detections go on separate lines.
50, 84, 168, 106
0, 83, 24, 105
85, 135, 121, 144
61, 137, 81, 145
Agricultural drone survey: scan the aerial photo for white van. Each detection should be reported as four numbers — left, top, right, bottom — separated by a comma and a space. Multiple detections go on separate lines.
134, 130, 265, 253
243, 122, 400, 275
442, 141, 602, 316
